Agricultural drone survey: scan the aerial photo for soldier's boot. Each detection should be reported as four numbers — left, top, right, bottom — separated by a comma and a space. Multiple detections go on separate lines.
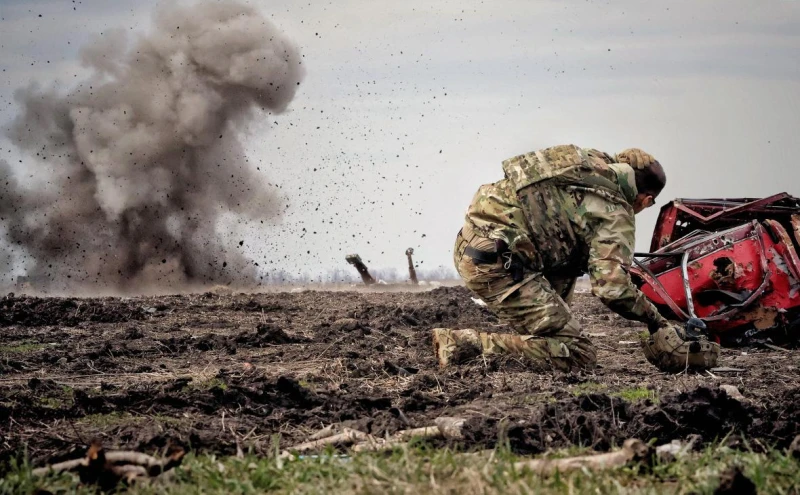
481, 319, 596, 371
434, 325, 595, 371
432, 328, 483, 367
480, 333, 572, 371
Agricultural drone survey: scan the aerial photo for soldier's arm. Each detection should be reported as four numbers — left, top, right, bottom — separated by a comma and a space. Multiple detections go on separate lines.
584, 202, 668, 331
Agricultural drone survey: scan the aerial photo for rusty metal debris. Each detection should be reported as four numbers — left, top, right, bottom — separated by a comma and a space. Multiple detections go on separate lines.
345, 254, 375, 285
632, 193, 800, 345
406, 248, 419, 285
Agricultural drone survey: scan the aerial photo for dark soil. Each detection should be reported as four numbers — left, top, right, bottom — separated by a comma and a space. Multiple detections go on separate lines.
1, 286, 799, 472
1, 294, 146, 327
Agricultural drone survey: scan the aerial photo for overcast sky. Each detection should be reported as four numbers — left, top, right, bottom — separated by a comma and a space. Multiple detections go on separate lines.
2, 0, 799, 282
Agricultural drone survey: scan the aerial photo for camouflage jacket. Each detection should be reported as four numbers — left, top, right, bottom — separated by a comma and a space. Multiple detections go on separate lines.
464, 144, 667, 328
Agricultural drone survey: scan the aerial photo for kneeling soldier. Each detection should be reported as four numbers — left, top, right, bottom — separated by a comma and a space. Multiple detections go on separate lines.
434, 145, 718, 373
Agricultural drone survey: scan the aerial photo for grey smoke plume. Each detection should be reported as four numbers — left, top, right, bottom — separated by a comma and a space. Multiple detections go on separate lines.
0, 1, 304, 293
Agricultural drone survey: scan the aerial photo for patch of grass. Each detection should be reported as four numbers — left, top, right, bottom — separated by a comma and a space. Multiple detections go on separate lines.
613, 387, 658, 402
76, 412, 185, 429
188, 377, 228, 391
77, 412, 139, 428
513, 393, 553, 406
36, 397, 66, 409
5, 443, 798, 494
37, 397, 65, 409
569, 381, 607, 396
151, 414, 188, 426
0, 341, 49, 354
34, 386, 75, 409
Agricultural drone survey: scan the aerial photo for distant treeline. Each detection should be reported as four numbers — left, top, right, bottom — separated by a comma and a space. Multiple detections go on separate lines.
256, 265, 459, 285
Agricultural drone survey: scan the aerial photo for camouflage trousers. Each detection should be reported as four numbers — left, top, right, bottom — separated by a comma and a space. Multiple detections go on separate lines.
452, 223, 597, 371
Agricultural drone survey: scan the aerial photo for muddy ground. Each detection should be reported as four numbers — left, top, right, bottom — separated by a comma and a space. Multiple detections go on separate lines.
1, 286, 798, 471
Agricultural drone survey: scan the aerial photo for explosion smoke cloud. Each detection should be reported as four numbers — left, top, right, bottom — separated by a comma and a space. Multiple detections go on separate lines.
0, 1, 304, 293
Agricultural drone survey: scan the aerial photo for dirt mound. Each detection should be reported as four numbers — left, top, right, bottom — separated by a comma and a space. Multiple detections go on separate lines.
154, 324, 306, 355
750, 387, 800, 447
236, 324, 307, 346
463, 393, 629, 454
463, 386, 798, 454
227, 299, 299, 313
630, 387, 752, 443
0, 295, 146, 327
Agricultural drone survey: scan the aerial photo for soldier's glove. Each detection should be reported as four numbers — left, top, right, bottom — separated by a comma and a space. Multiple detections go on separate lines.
641, 320, 719, 373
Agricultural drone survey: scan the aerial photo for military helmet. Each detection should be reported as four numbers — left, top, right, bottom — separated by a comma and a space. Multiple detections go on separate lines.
615, 148, 659, 170
616, 148, 666, 197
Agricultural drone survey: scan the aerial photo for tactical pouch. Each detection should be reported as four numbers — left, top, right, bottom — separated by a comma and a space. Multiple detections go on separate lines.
496, 240, 525, 283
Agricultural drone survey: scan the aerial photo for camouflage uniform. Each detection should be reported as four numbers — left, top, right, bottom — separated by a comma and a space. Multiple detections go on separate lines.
446, 144, 669, 370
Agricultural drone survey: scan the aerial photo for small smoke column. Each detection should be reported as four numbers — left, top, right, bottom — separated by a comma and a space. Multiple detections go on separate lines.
0, 1, 304, 293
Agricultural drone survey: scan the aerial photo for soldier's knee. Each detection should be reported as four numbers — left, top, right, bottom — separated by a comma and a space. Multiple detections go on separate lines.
552, 348, 597, 371
570, 343, 598, 369
544, 336, 596, 371
556, 334, 597, 370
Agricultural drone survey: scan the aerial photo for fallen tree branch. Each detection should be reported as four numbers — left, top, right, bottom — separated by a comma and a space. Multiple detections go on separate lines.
110, 464, 149, 483
282, 428, 370, 457
654, 434, 700, 462
308, 424, 337, 441
513, 439, 652, 475
434, 417, 466, 440
32, 449, 183, 477
284, 417, 468, 456
352, 418, 466, 453
32, 458, 85, 477
351, 427, 442, 453
31, 442, 185, 488
392, 426, 441, 441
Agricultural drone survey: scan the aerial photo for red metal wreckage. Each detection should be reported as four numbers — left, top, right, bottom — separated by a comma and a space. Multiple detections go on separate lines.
631, 193, 800, 346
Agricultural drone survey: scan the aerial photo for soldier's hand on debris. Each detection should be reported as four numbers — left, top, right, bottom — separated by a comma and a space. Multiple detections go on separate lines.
681, 317, 708, 340
641, 321, 719, 372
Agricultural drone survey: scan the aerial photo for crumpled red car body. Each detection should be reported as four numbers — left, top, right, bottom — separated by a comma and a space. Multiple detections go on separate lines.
631, 193, 800, 345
